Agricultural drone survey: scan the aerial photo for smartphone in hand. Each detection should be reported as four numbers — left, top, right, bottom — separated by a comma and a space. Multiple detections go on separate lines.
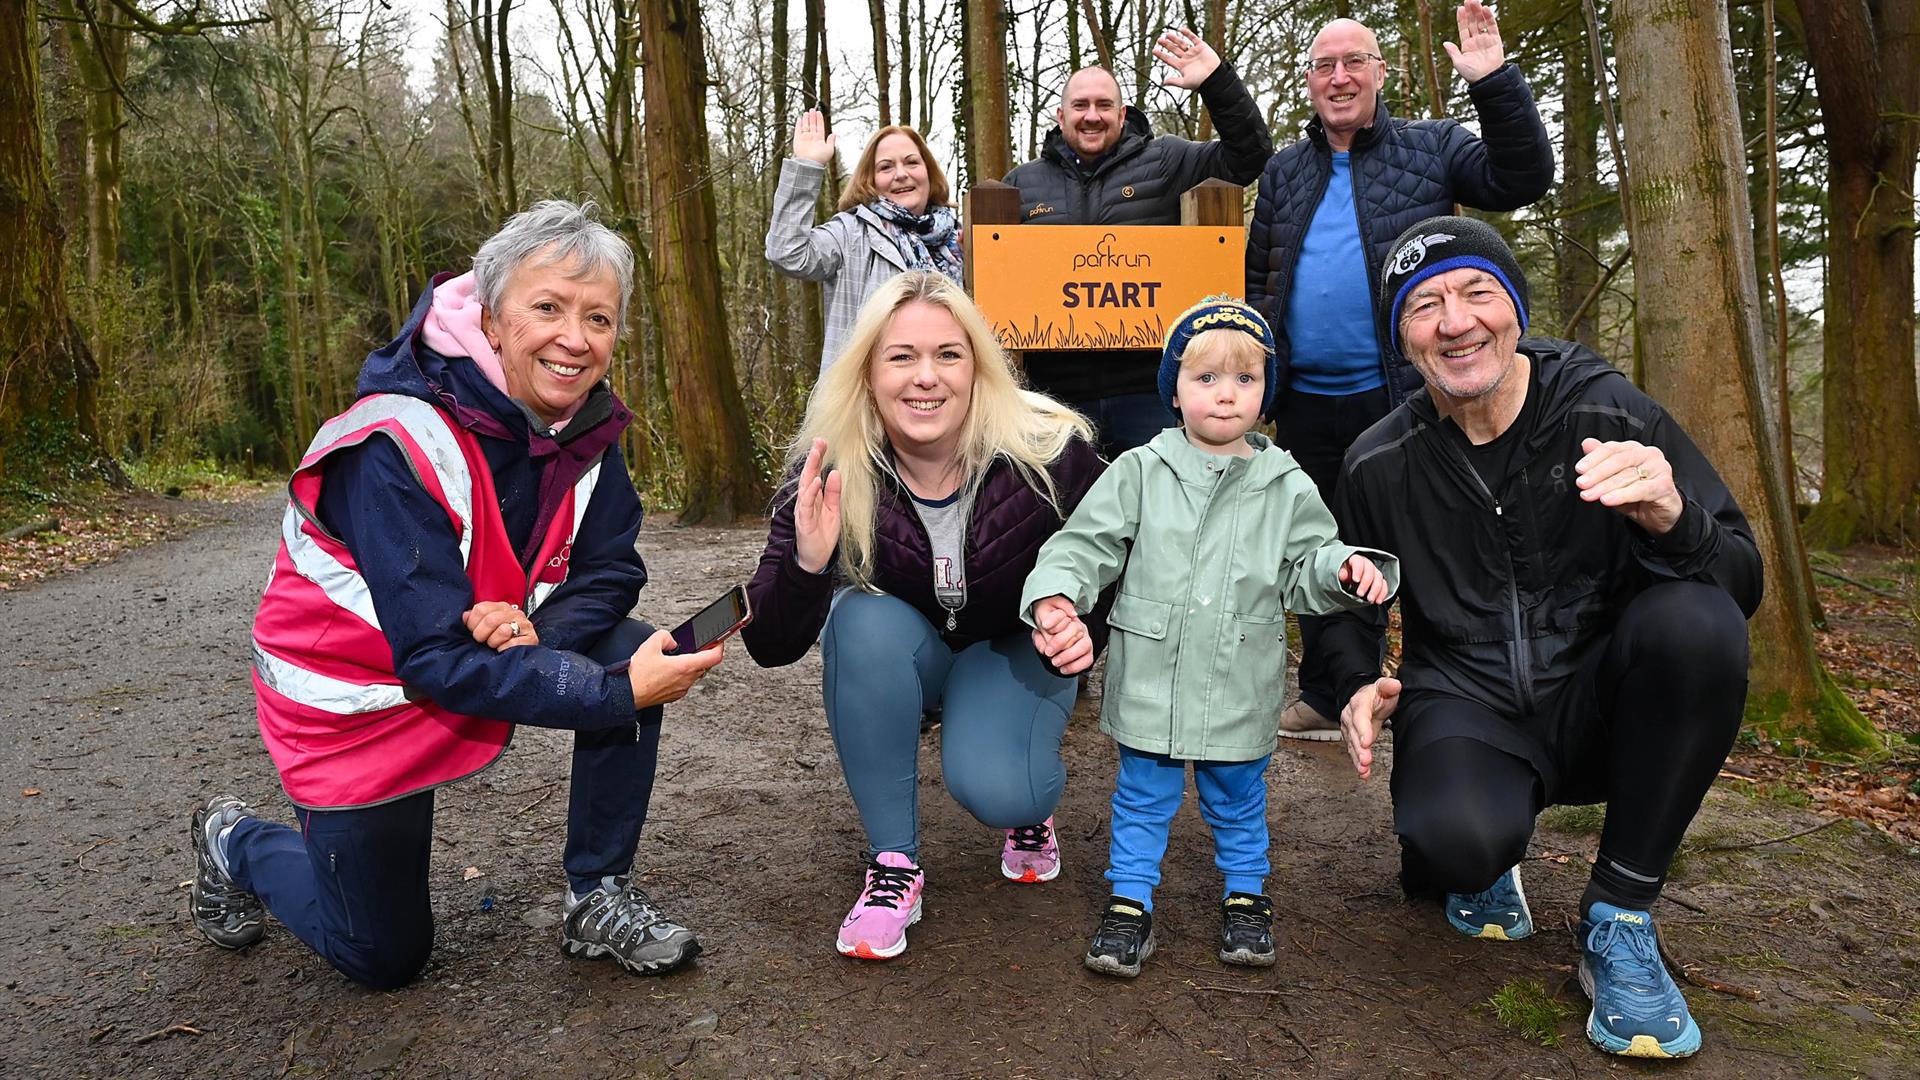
603, 586, 752, 674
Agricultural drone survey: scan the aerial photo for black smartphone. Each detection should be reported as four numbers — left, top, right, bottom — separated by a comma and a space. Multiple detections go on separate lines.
670, 585, 752, 655
601, 587, 751, 675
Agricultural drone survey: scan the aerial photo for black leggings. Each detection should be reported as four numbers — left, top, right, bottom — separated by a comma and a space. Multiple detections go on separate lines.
1392, 580, 1749, 912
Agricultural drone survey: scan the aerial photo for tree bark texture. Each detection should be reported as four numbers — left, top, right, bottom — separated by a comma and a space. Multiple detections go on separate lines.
868, 0, 891, 125
966, 1, 1011, 182
1556, 33, 1601, 347
1614, 0, 1872, 749
1799, 0, 1920, 547
638, 0, 768, 523
0, 0, 101, 481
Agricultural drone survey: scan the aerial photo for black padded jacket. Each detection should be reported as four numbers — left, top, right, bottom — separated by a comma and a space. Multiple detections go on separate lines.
1244, 63, 1553, 406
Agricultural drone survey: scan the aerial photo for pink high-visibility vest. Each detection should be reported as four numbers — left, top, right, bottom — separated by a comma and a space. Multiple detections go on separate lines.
251, 394, 602, 810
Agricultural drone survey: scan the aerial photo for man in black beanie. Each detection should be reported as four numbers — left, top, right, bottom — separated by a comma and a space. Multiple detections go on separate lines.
1324, 215, 1761, 1060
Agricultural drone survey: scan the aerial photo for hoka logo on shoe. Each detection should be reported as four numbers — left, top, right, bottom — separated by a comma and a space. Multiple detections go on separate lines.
1613, 912, 1647, 925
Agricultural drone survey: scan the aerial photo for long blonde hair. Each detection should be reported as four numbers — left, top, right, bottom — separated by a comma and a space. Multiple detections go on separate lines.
785, 271, 1093, 590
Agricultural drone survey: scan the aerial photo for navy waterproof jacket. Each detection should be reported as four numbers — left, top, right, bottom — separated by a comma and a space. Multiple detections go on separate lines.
311, 275, 649, 731
1244, 64, 1554, 406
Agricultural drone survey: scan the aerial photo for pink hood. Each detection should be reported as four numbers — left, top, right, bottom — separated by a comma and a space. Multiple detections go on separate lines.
419, 272, 584, 428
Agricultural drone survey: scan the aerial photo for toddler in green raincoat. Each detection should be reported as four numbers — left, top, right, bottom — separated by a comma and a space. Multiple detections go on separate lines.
1021, 295, 1399, 978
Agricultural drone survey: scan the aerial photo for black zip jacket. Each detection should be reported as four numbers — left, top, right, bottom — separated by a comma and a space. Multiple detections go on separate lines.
1322, 339, 1763, 718
1244, 64, 1553, 407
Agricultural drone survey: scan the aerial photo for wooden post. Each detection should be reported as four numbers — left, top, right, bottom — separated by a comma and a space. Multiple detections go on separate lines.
964, 179, 1022, 293
1180, 178, 1243, 227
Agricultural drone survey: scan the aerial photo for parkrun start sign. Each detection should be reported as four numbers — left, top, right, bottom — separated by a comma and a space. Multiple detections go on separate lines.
969, 224, 1247, 351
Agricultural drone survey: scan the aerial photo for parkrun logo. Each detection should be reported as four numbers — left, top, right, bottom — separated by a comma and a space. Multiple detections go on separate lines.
1072, 233, 1153, 271
1063, 233, 1162, 309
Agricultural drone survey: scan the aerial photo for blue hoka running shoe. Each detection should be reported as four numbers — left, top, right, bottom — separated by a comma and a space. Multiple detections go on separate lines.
1578, 902, 1701, 1058
1445, 864, 1533, 941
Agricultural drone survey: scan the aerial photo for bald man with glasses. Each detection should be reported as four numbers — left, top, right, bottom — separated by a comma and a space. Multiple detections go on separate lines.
1244, 1, 1552, 741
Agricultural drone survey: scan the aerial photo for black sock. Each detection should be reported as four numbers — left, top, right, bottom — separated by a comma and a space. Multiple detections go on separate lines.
1582, 850, 1664, 914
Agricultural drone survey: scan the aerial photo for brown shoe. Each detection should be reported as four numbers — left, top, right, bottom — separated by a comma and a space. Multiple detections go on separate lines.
1278, 699, 1341, 741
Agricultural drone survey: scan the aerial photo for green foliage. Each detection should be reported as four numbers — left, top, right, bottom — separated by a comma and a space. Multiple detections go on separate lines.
1480, 979, 1574, 1047
1537, 803, 1606, 836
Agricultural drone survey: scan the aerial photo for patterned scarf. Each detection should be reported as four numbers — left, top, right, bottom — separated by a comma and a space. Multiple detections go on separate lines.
866, 199, 964, 283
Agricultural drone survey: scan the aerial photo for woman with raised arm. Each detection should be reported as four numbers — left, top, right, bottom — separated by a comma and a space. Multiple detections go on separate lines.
765, 111, 963, 372
741, 271, 1106, 960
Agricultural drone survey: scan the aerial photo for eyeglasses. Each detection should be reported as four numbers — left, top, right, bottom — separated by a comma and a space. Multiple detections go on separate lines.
1305, 52, 1382, 77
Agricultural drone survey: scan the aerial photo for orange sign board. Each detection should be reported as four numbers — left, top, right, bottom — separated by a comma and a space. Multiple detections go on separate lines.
969, 225, 1247, 351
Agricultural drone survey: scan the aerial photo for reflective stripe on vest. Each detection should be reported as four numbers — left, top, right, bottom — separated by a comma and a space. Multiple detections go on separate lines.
252, 642, 411, 714
527, 461, 602, 612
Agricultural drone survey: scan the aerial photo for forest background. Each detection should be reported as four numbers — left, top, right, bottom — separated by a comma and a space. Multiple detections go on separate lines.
0, 0, 1915, 752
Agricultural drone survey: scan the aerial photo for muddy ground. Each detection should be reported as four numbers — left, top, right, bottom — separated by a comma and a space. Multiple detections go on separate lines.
2, 492, 1916, 1078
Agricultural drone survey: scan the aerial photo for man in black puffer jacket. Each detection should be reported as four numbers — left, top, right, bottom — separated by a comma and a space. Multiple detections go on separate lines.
1245, 3, 1553, 740
1004, 27, 1272, 457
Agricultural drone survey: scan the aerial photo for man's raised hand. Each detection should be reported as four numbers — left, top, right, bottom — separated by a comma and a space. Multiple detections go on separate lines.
1340, 676, 1401, 779
792, 438, 843, 574
1443, 1, 1505, 83
1574, 437, 1684, 536
1154, 27, 1221, 90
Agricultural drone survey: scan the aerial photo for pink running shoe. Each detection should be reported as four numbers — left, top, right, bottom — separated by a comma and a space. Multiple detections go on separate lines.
835, 852, 924, 960
1001, 817, 1061, 883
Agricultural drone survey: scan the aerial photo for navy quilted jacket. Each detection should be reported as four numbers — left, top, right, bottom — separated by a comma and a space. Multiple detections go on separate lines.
742, 438, 1110, 669
1245, 64, 1553, 405
1002, 61, 1272, 225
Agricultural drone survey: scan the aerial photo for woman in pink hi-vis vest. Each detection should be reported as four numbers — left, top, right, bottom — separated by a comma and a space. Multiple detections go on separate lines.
189, 201, 722, 989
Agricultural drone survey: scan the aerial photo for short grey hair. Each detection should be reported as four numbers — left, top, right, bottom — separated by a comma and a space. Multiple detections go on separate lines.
470, 199, 636, 329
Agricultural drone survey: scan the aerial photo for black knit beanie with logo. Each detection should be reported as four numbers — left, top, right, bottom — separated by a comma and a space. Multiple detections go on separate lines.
1379, 215, 1530, 358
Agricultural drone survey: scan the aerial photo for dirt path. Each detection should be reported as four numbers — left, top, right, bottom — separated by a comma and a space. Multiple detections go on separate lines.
2, 492, 1915, 1078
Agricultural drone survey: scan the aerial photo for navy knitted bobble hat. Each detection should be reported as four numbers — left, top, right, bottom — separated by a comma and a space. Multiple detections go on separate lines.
1379, 215, 1530, 357
1158, 296, 1280, 419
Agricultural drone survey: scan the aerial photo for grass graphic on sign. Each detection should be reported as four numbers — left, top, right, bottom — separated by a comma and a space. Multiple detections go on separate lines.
993, 313, 1169, 351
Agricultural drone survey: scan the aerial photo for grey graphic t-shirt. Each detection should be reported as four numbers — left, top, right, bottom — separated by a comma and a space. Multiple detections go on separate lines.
908, 488, 970, 623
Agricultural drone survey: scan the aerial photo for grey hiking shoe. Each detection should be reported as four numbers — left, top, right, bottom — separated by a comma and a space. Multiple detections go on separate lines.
561, 876, 702, 975
190, 795, 265, 949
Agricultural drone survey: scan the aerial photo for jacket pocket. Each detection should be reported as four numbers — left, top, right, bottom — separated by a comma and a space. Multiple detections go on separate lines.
1227, 610, 1288, 722
1106, 593, 1174, 704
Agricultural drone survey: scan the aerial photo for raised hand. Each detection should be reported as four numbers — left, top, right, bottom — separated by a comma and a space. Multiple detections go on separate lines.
1574, 437, 1684, 536
1443, 0, 1505, 84
1338, 553, 1392, 604
1153, 27, 1221, 91
792, 438, 843, 574
792, 109, 837, 165
1030, 594, 1093, 674
1340, 676, 1401, 779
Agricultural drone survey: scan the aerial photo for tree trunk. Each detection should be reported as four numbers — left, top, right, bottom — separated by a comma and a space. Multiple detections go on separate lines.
638, 0, 768, 523
868, 0, 891, 125
1614, 0, 1873, 750
0, 0, 101, 483
1798, 0, 1920, 547
897, 0, 912, 131
1555, 33, 1601, 347
966, 2, 1011, 181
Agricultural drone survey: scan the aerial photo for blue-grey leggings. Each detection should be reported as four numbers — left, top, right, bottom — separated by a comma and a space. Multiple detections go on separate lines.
821, 591, 1077, 861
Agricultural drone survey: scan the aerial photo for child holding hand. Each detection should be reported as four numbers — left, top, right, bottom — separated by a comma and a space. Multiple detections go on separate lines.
1021, 296, 1398, 977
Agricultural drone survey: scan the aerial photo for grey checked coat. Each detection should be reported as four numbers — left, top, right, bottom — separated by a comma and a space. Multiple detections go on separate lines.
765, 158, 956, 373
